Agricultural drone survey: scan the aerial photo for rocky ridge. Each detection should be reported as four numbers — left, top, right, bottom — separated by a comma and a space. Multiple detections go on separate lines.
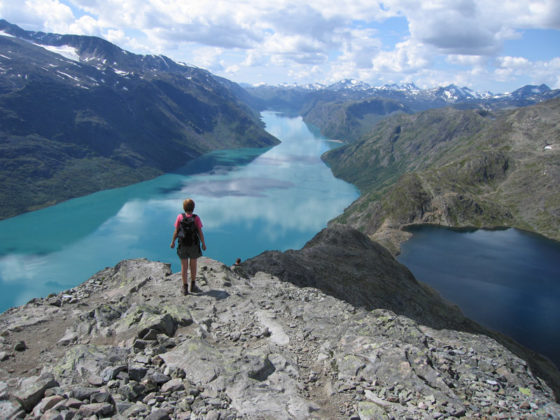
0, 226, 559, 419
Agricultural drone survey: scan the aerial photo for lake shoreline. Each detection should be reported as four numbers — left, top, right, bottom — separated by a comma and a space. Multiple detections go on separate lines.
2, 112, 558, 375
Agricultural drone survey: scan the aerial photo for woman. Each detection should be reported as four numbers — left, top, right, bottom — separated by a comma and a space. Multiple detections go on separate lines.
170, 198, 207, 295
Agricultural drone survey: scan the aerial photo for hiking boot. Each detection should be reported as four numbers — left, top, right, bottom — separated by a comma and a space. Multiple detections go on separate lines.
182, 284, 188, 295
190, 281, 198, 293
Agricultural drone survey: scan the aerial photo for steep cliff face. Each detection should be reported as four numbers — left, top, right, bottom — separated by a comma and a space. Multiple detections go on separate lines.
323, 99, 560, 253
0, 226, 558, 419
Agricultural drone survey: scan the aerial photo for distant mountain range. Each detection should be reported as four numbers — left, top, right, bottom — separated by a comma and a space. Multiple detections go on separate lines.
244, 79, 560, 141
0, 20, 278, 219
243, 77, 560, 250
245, 78, 558, 110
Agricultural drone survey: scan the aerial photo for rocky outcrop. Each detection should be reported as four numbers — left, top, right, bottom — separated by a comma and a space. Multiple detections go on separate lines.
243, 225, 560, 402
242, 224, 475, 331
0, 227, 559, 419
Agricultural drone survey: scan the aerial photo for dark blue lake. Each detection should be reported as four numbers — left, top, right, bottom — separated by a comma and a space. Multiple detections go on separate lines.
0, 112, 358, 312
397, 225, 560, 368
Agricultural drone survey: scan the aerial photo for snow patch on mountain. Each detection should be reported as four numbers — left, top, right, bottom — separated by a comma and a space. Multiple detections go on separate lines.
328, 79, 371, 91
35, 43, 80, 62
114, 69, 131, 76
378, 82, 420, 92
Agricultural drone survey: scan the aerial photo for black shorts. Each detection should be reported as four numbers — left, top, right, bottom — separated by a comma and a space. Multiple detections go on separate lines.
177, 242, 202, 260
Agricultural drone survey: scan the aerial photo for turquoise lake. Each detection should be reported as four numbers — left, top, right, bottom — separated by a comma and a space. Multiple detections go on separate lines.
0, 111, 359, 312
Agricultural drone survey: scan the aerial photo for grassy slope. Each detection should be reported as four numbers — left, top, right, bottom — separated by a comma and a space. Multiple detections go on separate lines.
323, 99, 560, 253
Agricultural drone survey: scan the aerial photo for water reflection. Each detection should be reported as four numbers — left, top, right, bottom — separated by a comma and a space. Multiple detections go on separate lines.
185, 178, 294, 197
172, 147, 270, 176
0, 112, 359, 311
397, 225, 560, 367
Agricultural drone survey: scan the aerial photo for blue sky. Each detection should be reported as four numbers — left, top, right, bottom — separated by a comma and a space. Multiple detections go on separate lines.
0, 0, 559, 93
503, 28, 560, 60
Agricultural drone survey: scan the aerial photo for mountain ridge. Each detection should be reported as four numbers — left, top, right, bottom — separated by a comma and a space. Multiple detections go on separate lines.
245, 78, 557, 103
244, 79, 560, 142
0, 20, 279, 220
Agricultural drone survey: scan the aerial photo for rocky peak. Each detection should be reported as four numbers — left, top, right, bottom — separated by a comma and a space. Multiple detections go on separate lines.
0, 226, 559, 419
327, 79, 372, 92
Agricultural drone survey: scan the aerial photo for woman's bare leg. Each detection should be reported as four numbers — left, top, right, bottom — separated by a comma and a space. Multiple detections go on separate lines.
189, 258, 197, 291
180, 258, 189, 293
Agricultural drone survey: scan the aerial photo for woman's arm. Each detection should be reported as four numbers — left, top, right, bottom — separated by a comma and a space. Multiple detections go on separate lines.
198, 228, 206, 251
170, 226, 179, 248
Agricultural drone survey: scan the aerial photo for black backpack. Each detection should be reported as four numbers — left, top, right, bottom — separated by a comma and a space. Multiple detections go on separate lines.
178, 213, 199, 246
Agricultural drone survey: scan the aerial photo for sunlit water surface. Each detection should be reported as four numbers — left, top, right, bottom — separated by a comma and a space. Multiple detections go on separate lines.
0, 112, 358, 312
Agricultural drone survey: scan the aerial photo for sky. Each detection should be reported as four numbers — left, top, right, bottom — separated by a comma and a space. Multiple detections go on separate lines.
1, 0, 559, 93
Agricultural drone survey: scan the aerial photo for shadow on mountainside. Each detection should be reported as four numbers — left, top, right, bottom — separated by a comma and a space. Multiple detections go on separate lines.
241, 224, 560, 401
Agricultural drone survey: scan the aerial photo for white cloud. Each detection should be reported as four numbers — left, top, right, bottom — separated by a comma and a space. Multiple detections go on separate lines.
0, 0, 75, 32
497, 56, 531, 69
192, 46, 225, 69
535, 57, 560, 88
405, 2, 499, 55
264, 33, 329, 65
372, 39, 431, 73
504, 0, 560, 29
336, 28, 382, 69
494, 56, 532, 82
447, 54, 488, 66
104, 28, 126, 44
495, 56, 560, 88
1, 0, 559, 91
68, 14, 102, 35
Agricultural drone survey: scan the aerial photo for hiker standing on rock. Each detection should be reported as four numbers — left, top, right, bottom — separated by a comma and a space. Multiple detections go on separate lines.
170, 198, 206, 295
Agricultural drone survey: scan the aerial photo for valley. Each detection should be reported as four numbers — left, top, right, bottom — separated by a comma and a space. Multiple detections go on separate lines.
0, 18, 559, 416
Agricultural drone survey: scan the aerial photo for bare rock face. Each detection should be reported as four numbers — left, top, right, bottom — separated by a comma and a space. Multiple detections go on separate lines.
242, 224, 473, 330
0, 228, 559, 419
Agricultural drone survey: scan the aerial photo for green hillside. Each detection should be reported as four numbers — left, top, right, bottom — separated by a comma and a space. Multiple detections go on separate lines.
301, 97, 411, 141
323, 99, 560, 253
